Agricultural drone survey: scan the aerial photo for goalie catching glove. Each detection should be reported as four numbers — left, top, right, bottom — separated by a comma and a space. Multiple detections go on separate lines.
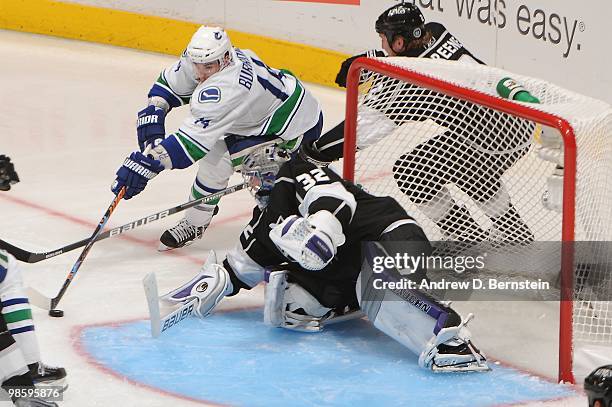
269, 211, 346, 271
111, 151, 164, 199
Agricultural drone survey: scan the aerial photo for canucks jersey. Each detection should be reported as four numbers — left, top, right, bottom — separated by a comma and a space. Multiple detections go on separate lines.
0, 250, 37, 343
224, 158, 415, 289
148, 48, 321, 169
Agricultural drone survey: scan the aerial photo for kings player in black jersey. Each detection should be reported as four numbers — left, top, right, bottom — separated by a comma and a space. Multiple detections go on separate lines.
160, 145, 489, 373
302, 1, 534, 246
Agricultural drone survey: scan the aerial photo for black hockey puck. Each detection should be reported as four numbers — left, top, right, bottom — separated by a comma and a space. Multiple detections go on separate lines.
49, 309, 64, 318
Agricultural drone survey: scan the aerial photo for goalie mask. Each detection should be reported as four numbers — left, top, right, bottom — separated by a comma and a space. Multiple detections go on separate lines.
375, 1, 426, 50
242, 145, 292, 207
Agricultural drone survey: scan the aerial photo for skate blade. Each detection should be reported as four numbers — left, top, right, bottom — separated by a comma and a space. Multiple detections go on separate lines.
432, 361, 491, 373
157, 239, 198, 252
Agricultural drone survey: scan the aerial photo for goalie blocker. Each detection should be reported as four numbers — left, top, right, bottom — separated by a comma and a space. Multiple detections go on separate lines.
145, 146, 489, 373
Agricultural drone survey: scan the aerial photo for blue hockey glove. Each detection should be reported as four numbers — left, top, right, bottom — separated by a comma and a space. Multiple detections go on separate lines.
137, 105, 166, 152
112, 152, 164, 199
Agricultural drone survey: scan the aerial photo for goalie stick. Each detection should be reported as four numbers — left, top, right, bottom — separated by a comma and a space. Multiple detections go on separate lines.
2, 182, 247, 263
143, 272, 198, 337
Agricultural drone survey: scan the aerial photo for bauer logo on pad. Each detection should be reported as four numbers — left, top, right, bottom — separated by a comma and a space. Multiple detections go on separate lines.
199, 87, 221, 103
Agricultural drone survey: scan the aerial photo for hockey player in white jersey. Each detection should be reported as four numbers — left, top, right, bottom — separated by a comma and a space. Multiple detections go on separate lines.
114, 26, 323, 250
157, 146, 489, 373
0, 156, 67, 407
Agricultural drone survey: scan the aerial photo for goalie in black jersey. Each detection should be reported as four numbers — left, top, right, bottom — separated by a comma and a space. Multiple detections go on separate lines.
160, 145, 489, 373
302, 1, 534, 245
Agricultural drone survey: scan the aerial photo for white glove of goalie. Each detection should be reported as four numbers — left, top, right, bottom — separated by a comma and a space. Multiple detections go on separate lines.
269, 211, 346, 271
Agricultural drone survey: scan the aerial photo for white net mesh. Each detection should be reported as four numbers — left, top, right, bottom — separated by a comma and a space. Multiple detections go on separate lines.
349, 58, 612, 371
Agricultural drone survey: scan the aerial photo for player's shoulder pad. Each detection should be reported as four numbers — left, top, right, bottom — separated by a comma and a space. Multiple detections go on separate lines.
298, 182, 357, 219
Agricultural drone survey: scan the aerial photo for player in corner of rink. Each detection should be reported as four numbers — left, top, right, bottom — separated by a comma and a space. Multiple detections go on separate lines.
0, 156, 67, 407
150, 145, 490, 373
301, 0, 535, 247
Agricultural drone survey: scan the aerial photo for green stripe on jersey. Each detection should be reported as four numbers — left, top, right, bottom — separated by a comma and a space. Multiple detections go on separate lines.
0, 250, 8, 267
4, 308, 33, 324
266, 72, 305, 137
157, 73, 191, 105
191, 187, 221, 206
176, 133, 207, 162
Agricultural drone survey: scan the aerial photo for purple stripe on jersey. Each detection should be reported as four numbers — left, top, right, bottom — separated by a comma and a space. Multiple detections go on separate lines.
0, 265, 6, 284
306, 235, 333, 263
281, 217, 299, 236
1, 297, 29, 307
10, 326, 35, 335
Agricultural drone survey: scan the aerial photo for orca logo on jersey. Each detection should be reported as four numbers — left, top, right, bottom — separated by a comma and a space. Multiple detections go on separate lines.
196, 281, 209, 293
214, 32, 222, 40
198, 87, 221, 103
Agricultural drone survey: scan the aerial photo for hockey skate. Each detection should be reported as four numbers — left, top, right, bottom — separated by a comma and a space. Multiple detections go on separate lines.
488, 204, 534, 248
29, 362, 68, 392
419, 314, 490, 373
159, 206, 219, 251
432, 204, 488, 262
158, 219, 204, 251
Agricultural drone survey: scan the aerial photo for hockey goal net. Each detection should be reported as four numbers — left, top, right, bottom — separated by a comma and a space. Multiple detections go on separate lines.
343, 57, 612, 384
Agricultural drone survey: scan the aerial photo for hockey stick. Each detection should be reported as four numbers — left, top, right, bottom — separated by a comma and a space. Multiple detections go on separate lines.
143, 272, 198, 337
2, 182, 247, 263
28, 187, 127, 313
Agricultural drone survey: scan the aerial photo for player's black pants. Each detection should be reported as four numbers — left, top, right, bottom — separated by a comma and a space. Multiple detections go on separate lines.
287, 222, 431, 310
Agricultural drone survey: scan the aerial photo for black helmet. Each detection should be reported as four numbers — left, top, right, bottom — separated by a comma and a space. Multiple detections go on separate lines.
375, 2, 426, 47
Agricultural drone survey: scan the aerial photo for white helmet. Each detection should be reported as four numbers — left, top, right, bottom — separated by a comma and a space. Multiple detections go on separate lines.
187, 26, 232, 66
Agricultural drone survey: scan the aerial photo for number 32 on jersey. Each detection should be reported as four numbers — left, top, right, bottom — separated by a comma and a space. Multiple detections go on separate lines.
296, 169, 330, 191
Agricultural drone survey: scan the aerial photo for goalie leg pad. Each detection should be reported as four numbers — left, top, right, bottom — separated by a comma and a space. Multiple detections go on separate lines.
358, 243, 489, 373
264, 270, 333, 332
160, 251, 233, 317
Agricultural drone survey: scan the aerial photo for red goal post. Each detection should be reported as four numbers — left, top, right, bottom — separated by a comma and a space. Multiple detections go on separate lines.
342, 56, 586, 384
